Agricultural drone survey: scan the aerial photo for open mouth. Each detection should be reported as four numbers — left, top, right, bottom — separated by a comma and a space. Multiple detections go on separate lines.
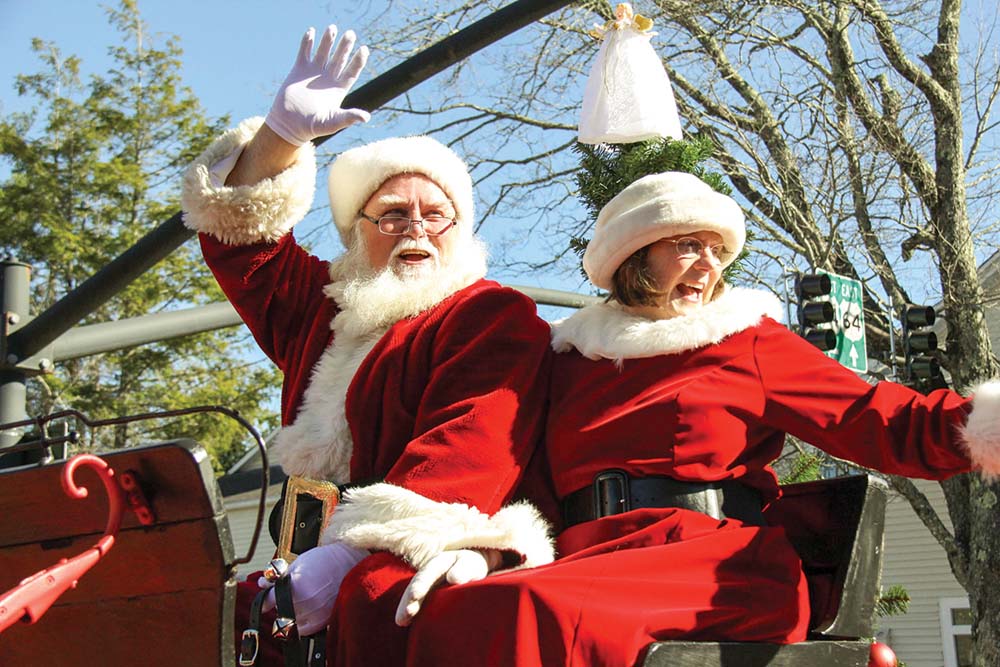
676, 283, 704, 302
396, 248, 432, 264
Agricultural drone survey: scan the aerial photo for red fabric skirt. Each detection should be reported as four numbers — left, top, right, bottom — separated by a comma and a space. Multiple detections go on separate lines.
405, 509, 810, 667
327, 552, 416, 667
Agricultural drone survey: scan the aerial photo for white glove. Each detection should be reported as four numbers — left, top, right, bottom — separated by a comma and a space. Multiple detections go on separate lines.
395, 549, 497, 627
264, 24, 371, 146
261, 541, 369, 636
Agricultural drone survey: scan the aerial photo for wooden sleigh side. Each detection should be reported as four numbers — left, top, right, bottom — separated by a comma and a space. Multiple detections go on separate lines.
0, 440, 238, 667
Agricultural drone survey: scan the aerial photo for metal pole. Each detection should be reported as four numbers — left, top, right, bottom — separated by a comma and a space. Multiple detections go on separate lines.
508, 285, 603, 310
1, 257, 31, 451
782, 272, 796, 330
887, 291, 897, 381
44, 284, 597, 363
8, 0, 574, 362
51, 301, 241, 362
320, 0, 575, 145
7, 213, 188, 364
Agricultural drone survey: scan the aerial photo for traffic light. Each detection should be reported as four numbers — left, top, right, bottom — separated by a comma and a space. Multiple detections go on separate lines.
902, 304, 940, 380
795, 273, 836, 351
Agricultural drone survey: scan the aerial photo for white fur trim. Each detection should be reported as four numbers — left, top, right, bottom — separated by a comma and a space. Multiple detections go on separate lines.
551, 287, 783, 361
960, 380, 1000, 481
327, 135, 474, 245
271, 331, 381, 483
181, 116, 316, 245
583, 172, 746, 290
274, 244, 487, 481
323, 483, 555, 571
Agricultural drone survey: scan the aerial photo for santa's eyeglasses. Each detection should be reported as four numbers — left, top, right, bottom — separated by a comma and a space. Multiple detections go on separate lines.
359, 212, 456, 236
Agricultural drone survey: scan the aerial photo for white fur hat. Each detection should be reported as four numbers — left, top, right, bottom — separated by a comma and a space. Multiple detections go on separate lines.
327, 135, 474, 244
583, 172, 745, 290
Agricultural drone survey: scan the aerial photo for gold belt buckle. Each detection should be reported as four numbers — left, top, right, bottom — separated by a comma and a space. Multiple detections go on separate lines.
276, 475, 341, 563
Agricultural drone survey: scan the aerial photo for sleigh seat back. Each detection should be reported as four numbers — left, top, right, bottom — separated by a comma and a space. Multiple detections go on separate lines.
643, 474, 888, 667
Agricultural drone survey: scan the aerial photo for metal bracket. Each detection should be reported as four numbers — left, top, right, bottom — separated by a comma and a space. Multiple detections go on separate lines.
119, 470, 156, 526
2, 312, 55, 376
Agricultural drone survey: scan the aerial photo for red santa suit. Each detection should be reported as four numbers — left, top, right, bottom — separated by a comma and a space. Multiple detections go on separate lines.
181, 118, 554, 667
406, 287, 999, 667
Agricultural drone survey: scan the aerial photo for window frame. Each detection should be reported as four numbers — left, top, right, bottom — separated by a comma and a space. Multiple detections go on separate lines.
939, 596, 972, 667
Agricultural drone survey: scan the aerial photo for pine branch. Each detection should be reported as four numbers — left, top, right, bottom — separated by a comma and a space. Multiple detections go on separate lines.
875, 583, 911, 617
779, 451, 825, 485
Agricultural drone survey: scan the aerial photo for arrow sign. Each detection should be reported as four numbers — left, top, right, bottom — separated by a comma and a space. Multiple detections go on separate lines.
819, 270, 868, 373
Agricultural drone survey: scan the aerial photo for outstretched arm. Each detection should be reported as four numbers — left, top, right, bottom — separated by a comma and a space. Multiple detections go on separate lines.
754, 319, 990, 479
182, 25, 371, 368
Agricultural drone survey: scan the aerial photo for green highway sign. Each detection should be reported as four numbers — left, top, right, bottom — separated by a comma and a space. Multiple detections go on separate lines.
819, 270, 867, 373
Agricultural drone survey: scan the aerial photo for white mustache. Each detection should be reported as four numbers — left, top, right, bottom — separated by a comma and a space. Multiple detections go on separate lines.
392, 238, 439, 261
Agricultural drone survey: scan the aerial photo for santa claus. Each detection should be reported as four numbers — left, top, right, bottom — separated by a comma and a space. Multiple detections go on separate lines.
181, 24, 553, 667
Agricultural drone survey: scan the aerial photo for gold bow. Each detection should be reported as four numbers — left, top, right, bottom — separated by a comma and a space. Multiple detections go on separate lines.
589, 3, 654, 40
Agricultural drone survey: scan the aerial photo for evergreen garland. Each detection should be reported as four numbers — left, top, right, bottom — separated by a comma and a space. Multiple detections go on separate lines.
778, 450, 825, 485
574, 136, 729, 222
570, 136, 746, 280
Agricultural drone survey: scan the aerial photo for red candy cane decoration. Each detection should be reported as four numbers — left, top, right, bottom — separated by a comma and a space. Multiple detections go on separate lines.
0, 454, 125, 633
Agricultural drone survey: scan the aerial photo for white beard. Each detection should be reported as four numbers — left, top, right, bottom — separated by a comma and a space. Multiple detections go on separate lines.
271, 234, 489, 482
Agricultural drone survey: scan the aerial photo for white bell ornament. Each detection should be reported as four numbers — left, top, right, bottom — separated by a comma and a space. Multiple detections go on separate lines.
578, 3, 682, 145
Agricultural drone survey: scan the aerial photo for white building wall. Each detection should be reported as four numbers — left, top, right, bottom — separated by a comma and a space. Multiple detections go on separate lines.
224, 485, 284, 578
878, 479, 967, 667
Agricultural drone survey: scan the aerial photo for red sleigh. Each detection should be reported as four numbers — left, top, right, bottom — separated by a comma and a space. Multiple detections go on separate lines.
0, 435, 891, 667
0, 453, 132, 635
0, 406, 268, 667
0, 440, 242, 666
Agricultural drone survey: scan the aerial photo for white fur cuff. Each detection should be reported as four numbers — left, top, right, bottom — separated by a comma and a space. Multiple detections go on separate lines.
960, 380, 1000, 481
321, 483, 554, 571
180, 116, 316, 245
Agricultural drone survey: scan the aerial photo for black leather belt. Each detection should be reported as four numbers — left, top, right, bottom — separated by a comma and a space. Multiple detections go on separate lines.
560, 470, 764, 528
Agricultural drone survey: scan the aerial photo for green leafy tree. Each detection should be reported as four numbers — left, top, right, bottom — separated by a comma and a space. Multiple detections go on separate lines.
0, 1, 279, 472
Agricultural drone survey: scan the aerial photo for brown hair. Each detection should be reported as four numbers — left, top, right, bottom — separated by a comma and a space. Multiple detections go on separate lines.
609, 244, 727, 307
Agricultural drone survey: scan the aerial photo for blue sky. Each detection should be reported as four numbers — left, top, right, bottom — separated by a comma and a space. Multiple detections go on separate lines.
0, 0, 591, 311
1, 1, 368, 125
